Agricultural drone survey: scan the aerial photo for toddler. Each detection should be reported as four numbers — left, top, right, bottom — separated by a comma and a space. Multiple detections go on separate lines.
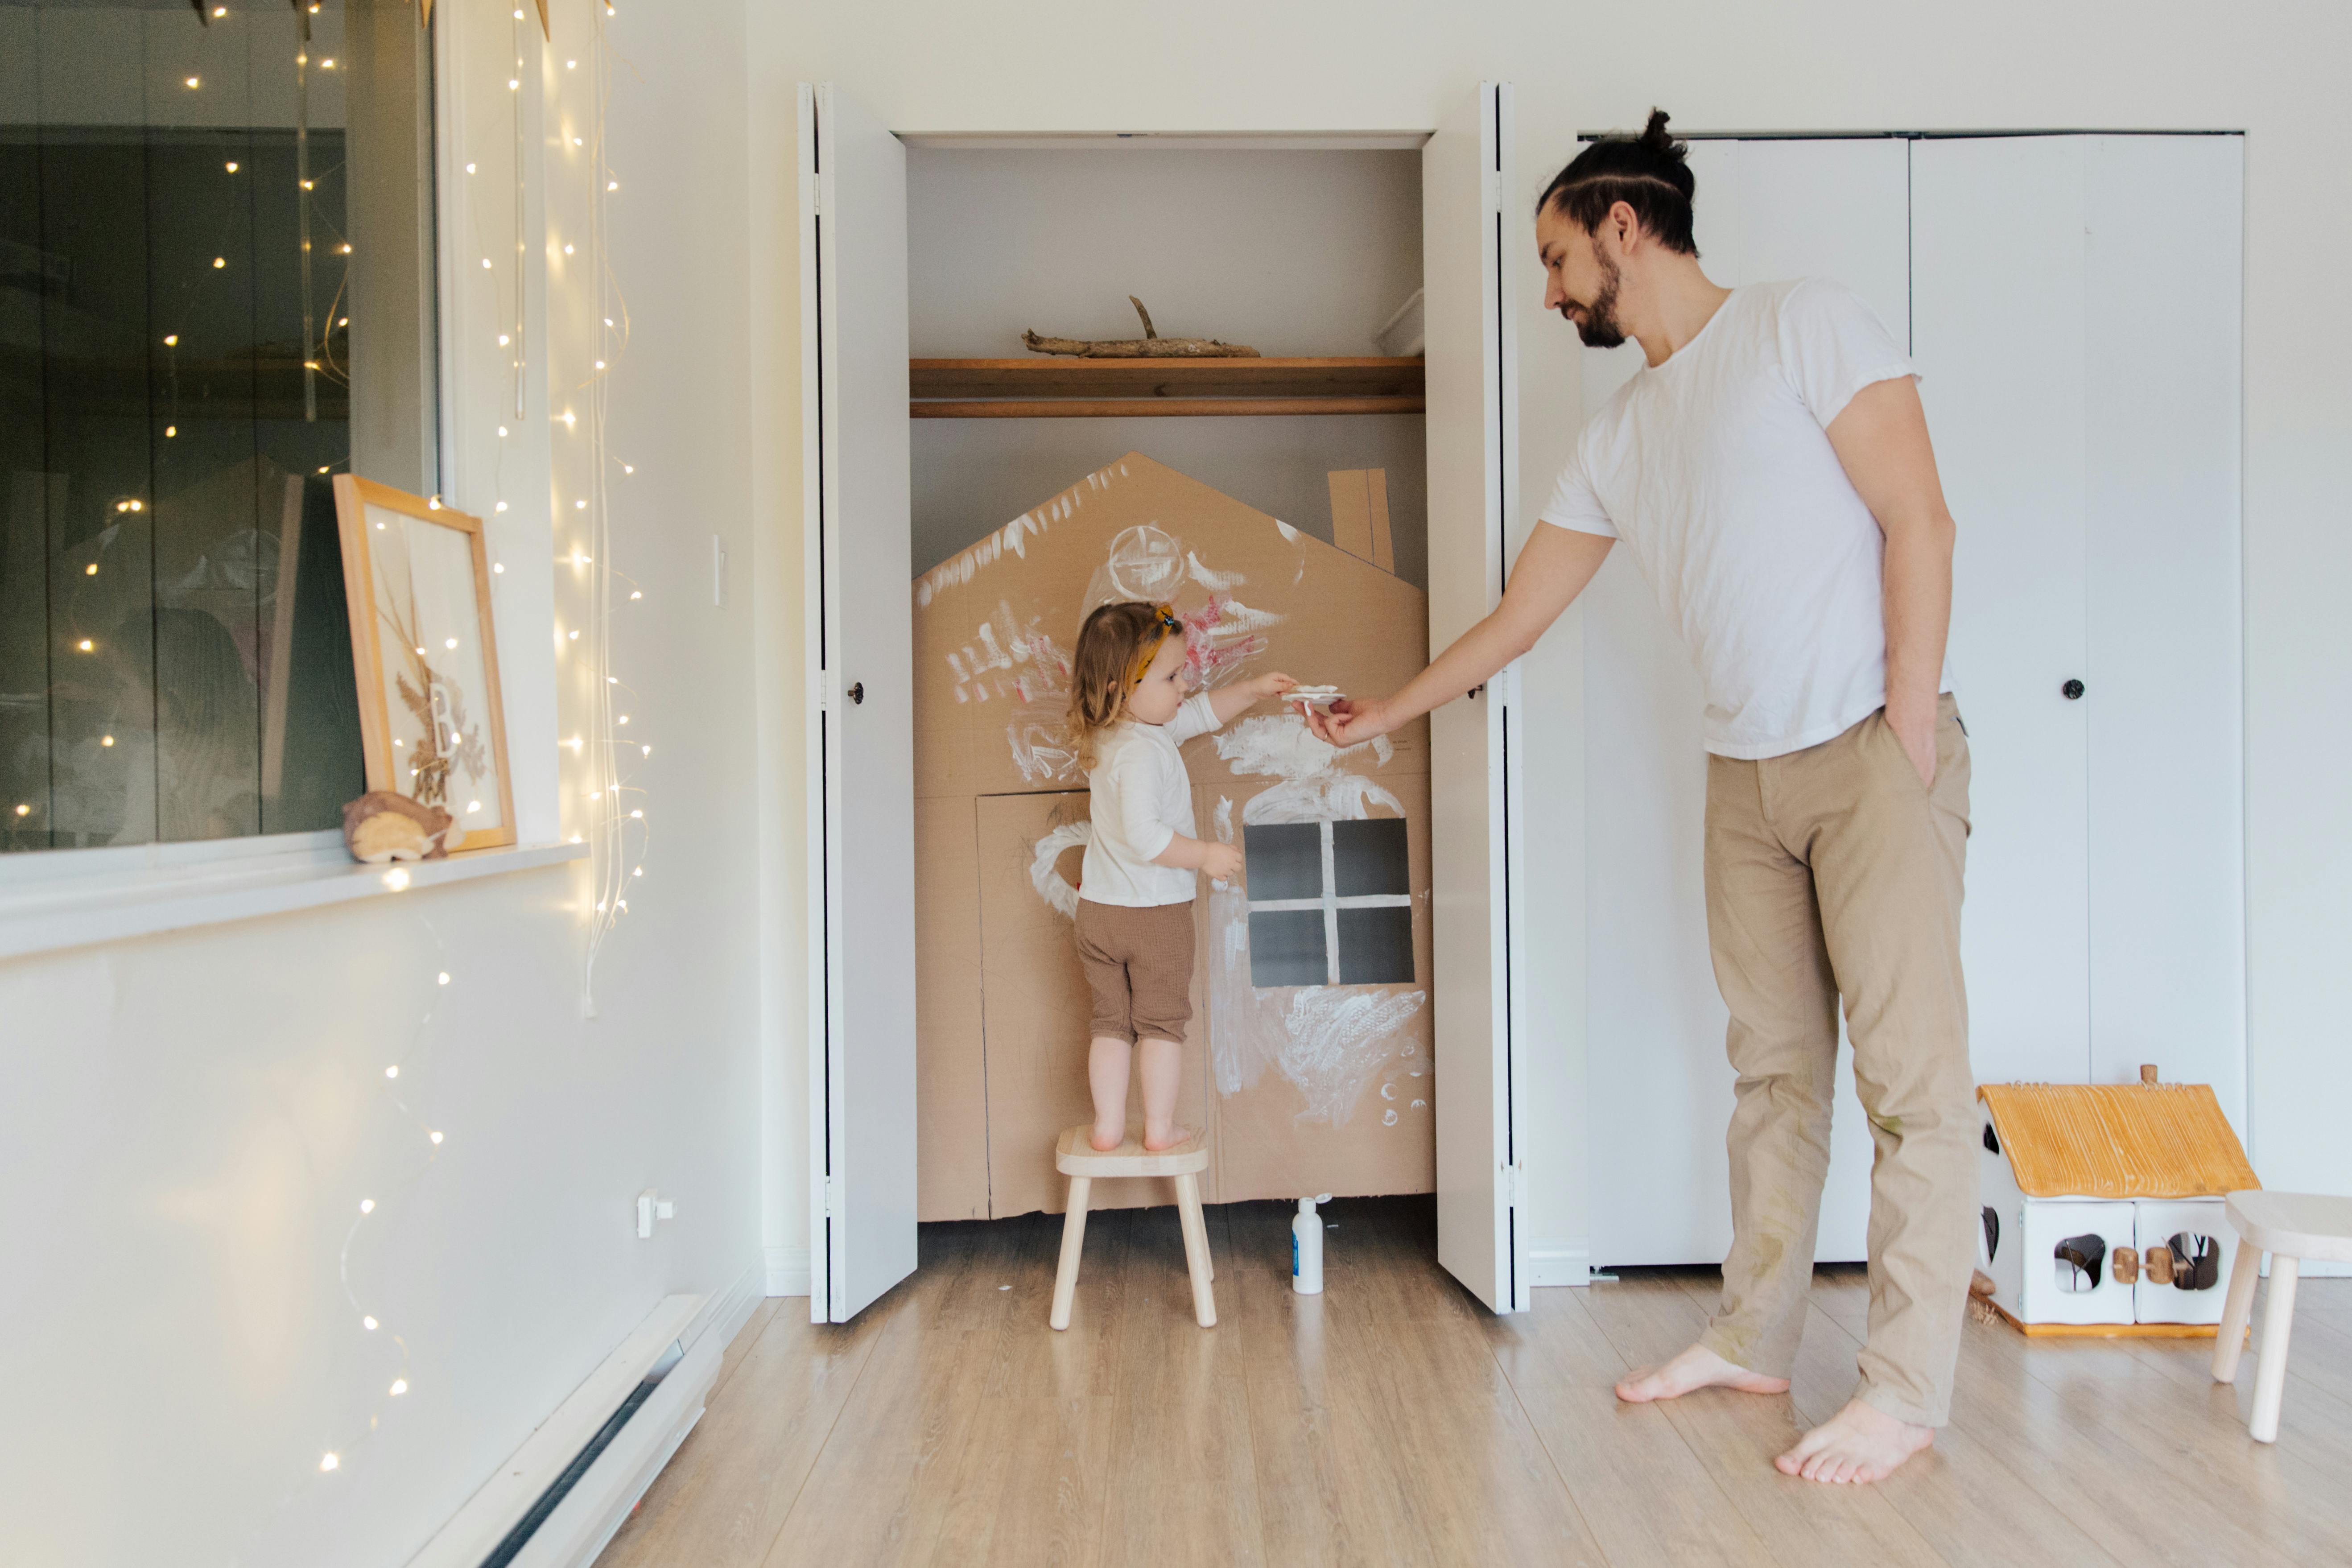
1066, 601, 1294, 1152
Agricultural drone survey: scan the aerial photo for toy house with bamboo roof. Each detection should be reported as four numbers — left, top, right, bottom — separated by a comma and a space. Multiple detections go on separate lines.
1977, 1077, 2260, 1335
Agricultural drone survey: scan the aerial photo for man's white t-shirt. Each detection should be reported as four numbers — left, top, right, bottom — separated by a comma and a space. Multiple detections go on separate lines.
1539, 277, 1954, 760
1081, 692, 1221, 906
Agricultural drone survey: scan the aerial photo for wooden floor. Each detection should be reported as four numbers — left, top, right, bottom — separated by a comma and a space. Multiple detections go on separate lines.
598, 1197, 2352, 1568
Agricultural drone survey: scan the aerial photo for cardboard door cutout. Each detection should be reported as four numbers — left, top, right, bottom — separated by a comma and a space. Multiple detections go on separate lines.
914, 453, 1436, 1217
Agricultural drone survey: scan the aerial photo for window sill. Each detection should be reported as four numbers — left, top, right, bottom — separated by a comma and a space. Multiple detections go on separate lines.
0, 831, 589, 964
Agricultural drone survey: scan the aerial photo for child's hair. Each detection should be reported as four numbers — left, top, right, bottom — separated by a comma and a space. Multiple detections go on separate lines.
1066, 600, 1176, 772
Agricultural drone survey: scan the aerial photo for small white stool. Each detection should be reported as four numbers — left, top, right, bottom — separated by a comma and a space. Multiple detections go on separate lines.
1048, 1124, 1215, 1331
2212, 1190, 2352, 1443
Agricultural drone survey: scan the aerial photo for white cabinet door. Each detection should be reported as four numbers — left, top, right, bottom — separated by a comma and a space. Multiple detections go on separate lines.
1910, 137, 2094, 1090
1584, 137, 1909, 1267
1426, 81, 1528, 1313
1912, 134, 2245, 1117
799, 83, 917, 1323
2080, 136, 2245, 1117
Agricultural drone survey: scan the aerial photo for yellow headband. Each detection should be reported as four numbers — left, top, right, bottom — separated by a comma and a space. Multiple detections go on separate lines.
1126, 602, 1185, 689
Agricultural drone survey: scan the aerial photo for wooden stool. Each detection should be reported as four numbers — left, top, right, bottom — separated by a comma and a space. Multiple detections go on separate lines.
1049, 1125, 1215, 1331
2212, 1190, 2352, 1442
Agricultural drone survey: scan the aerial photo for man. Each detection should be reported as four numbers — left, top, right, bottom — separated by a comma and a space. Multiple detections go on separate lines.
1309, 109, 1973, 1485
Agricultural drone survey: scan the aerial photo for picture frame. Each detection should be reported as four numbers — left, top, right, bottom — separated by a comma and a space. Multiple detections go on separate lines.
331, 476, 516, 851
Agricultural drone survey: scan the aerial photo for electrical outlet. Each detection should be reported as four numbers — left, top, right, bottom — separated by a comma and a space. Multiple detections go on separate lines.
637, 1189, 680, 1238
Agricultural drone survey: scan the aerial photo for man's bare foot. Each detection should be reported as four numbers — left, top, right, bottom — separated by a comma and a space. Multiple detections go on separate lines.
1089, 1122, 1126, 1152
1615, 1342, 1790, 1403
1774, 1397, 1935, 1484
1141, 1122, 1196, 1153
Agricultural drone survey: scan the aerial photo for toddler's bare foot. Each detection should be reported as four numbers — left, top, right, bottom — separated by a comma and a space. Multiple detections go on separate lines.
1089, 1121, 1126, 1153
1775, 1397, 1935, 1483
1615, 1342, 1790, 1403
1141, 1122, 1197, 1153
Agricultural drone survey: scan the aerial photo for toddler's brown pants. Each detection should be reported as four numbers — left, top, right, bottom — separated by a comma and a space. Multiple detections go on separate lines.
1074, 898, 1195, 1044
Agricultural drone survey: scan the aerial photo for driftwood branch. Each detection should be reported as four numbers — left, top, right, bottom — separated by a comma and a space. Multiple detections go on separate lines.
1021, 295, 1260, 359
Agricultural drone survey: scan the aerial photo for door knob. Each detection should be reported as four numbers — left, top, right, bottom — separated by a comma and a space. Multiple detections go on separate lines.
848, 682, 865, 706
2061, 679, 2085, 700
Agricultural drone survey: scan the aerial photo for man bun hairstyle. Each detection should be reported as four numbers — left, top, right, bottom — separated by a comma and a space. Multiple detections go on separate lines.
1536, 107, 1699, 257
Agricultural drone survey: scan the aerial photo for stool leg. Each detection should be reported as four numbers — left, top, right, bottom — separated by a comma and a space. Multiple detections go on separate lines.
2249, 1253, 2300, 1444
2213, 1238, 2261, 1383
1175, 1172, 1216, 1329
1050, 1175, 1091, 1332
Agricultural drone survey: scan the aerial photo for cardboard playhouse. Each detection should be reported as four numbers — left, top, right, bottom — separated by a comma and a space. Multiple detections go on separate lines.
1977, 1079, 2259, 1335
912, 453, 1435, 1220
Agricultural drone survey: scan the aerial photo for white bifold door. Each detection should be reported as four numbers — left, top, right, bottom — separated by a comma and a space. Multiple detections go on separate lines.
1425, 82, 1530, 1313
799, 83, 918, 1323
1914, 135, 2245, 1115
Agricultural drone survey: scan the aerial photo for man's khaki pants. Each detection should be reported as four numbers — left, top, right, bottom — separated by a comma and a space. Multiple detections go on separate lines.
1696, 695, 1974, 1428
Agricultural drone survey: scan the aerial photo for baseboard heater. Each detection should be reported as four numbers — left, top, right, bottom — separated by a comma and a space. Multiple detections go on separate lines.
408, 1294, 719, 1568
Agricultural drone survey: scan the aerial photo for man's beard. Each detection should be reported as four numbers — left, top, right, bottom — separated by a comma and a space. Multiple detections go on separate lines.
1562, 249, 1626, 348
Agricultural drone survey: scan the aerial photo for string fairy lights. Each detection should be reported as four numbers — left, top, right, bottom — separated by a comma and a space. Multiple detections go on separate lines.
310, 904, 453, 1486
279, 0, 636, 1507
560, 0, 650, 1014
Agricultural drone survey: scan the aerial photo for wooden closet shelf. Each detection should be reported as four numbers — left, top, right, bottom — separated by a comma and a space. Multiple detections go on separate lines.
908, 355, 1426, 411
913, 396, 1424, 420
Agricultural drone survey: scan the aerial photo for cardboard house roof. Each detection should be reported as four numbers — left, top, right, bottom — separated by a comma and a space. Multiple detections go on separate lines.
1979, 1082, 2259, 1200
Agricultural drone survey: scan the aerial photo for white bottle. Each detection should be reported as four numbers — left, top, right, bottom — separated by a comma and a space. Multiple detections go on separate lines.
1292, 1194, 1332, 1295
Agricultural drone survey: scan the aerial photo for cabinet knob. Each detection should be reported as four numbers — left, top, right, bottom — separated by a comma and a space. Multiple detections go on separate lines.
848, 682, 865, 706
2061, 679, 2085, 700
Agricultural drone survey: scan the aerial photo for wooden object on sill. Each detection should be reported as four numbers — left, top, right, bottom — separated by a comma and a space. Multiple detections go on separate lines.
913, 395, 1423, 420
1020, 294, 1260, 359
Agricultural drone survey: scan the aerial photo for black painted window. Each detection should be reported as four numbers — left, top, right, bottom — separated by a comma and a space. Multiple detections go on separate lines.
1241, 817, 1413, 987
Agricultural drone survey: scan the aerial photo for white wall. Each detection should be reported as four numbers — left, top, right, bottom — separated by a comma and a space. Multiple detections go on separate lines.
0, 2, 766, 1562
749, 0, 2352, 1273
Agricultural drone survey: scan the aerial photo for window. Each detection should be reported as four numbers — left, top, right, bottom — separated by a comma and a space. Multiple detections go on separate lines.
2, 1, 437, 853
1241, 817, 1414, 987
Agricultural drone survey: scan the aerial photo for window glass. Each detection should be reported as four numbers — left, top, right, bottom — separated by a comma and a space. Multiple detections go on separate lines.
2, 0, 431, 853
1331, 817, 1408, 897
1240, 814, 1416, 988
1336, 905, 1413, 985
1241, 822, 1320, 901
1247, 908, 1327, 989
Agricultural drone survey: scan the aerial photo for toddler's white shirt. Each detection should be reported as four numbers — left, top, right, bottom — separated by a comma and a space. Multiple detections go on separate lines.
1081, 693, 1221, 907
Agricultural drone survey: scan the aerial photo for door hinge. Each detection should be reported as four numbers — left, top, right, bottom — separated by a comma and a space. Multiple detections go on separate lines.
817, 669, 841, 710
823, 1175, 842, 1218
1500, 1161, 1527, 1209
1482, 169, 1504, 215
800, 171, 830, 219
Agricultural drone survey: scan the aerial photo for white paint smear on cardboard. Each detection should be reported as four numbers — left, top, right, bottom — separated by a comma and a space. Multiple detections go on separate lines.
913, 461, 1126, 607
1212, 714, 1393, 783
1029, 821, 1092, 919
1206, 723, 1426, 1125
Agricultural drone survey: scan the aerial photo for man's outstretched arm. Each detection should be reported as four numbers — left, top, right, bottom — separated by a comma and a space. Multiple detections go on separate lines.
1827, 375, 1957, 786
1305, 523, 1613, 747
